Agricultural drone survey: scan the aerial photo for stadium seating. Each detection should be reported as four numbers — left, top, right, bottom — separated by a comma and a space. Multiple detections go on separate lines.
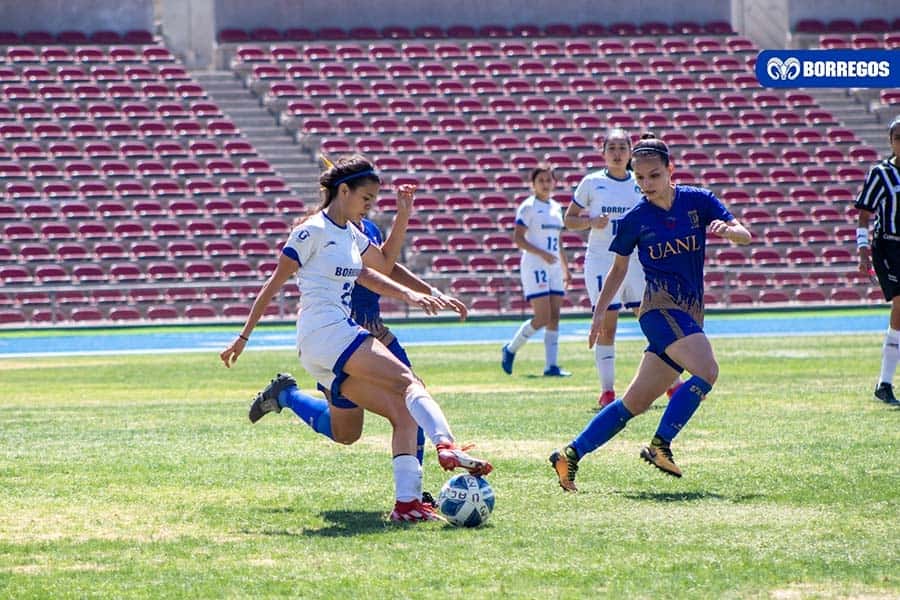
2, 21, 890, 325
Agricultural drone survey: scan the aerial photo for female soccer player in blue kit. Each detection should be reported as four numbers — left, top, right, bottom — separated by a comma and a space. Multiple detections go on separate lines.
550, 134, 751, 491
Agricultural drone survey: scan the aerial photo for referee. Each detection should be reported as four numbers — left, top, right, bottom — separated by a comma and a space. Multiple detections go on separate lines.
855, 115, 900, 405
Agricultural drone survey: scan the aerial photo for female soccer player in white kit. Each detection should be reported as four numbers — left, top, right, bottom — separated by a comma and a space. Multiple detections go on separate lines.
565, 129, 648, 406
501, 165, 572, 377
220, 155, 492, 523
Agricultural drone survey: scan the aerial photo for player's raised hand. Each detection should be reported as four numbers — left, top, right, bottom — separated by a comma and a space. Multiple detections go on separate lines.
396, 184, 417, 215
220, 336, 247, 368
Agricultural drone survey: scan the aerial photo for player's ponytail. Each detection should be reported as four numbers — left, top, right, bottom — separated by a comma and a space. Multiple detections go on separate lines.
631, 132, 670, 166
295, 154, 380, 226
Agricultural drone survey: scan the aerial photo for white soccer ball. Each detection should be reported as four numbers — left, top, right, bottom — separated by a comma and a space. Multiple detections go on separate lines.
437, 474, 495, 527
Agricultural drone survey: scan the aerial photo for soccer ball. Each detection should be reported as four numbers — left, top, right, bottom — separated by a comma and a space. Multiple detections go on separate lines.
437, 474, 495, 527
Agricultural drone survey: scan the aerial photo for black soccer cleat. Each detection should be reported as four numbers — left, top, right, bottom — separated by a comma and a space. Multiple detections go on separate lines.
248, 373, 297, 423
874, 382, 899, 405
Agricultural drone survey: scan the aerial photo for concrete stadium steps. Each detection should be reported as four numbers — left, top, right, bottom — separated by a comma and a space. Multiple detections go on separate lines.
810, 88, 891, 151
191, 70, 320, 197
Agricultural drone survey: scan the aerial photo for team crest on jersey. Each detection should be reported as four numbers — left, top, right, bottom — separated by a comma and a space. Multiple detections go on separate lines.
664, 216, 678, 230
688, 210, 700, 229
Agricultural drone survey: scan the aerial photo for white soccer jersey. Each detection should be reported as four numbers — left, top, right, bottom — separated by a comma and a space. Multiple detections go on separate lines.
514, 195, 565, 257
281, 211, 371, 336
572, 169, 643, 258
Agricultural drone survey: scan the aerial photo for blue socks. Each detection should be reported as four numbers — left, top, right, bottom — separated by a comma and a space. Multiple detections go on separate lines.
277, 385, 427, 466
278, 387, 333, 440
415, 427, 425, 465
654, 375, 712, 443
571, 398, 634, 458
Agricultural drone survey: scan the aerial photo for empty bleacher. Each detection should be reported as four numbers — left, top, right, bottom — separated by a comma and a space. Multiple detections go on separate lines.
1, 18, 896, 326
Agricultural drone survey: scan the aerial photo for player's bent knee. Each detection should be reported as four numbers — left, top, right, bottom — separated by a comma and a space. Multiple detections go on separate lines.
332, 429, 362, 445
622, 393, 653, 416
694, 363, 718, 388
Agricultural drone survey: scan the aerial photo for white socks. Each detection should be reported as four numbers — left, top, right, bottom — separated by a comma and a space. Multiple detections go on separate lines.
508, 320, 536, 353
544, 329, 559, 368
880, 327, 899, 385
595, 344, 615, 392
392, 454, 422, 502
404, 382, 453, 446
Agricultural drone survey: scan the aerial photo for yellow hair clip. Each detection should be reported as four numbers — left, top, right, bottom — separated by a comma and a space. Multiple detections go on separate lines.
319, 154, 335, 170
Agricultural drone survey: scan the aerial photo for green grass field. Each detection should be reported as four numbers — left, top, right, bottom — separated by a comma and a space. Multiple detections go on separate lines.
1, 333, 898, 599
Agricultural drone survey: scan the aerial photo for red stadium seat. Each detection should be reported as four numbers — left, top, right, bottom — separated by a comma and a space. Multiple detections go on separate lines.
432, 256, 466, 273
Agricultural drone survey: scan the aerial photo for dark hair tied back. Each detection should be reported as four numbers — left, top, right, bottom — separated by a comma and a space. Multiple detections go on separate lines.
530, 162, 556, 183
630, 132, 670, 166
319, 154, 379, 200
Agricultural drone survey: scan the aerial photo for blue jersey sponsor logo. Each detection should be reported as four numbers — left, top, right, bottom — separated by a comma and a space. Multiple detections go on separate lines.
756, 50, 899, 88
646, 235, 701, 260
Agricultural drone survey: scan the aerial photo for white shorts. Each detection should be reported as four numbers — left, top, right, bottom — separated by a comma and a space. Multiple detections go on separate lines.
296, 317, 371, 397
585, 252, 644, 311
520, 252, 565, 301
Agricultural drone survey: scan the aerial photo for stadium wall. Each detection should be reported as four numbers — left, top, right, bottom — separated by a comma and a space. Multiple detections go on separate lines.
787, 0, 899, 25
2, 0, 153, 34
211, 0, 730, 32
160, 0, 217, 68
737, 0, 899, 49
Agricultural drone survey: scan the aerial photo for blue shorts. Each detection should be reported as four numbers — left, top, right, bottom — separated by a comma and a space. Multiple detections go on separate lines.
318, 337, 411, 409
638, 308, 704, 373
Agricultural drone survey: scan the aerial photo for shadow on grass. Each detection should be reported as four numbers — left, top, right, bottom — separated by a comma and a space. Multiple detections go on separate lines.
620, 491, 763, 503
590, 403, 664, 414
304, 510, 393, 537
240, 510, 389, 537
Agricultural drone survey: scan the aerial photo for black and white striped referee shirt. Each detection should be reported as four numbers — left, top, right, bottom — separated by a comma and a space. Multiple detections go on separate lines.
855, 159, 900, 238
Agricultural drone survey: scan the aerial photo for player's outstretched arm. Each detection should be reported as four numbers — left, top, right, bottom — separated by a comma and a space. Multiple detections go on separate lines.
357, 266, 443, 315
220, 254, 297, 368
390, 262, 468, 321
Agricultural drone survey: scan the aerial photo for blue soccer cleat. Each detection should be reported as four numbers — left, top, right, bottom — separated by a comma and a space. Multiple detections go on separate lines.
501, 345, 515, 375
543, 365, 572, 377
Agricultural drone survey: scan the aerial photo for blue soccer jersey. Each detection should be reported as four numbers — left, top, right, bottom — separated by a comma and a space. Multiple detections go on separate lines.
349, 218, 384, 327
609, 185, 733, 323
